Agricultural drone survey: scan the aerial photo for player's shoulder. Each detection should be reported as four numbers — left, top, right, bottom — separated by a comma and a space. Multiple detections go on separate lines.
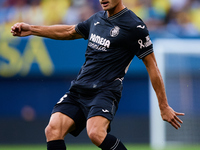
122, 9, 150, 38
125, 9, 146, 28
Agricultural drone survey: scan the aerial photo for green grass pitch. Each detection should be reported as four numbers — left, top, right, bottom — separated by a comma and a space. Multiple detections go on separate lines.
0, 144, 200, 150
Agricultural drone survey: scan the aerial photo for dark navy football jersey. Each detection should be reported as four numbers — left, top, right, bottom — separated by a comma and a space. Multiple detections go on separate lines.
70, 8, 153, 91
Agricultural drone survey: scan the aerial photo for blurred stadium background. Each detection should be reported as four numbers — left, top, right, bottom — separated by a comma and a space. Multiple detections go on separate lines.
0, 0, 200, 149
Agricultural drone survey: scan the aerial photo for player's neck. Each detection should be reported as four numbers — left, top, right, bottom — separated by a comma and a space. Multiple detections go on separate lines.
107, 3, 125, 17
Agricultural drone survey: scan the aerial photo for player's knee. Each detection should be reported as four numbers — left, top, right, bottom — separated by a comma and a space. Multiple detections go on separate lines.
45, 124, 53, 138
87, 130, 100, 145
87, 128, 105, 146
45, 124, 61, 141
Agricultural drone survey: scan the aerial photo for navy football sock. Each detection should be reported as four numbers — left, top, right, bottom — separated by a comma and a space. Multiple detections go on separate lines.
47, 140, 66, 150
99, 134, 127, 150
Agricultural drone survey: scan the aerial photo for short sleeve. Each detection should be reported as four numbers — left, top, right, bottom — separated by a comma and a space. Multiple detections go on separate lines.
75, 15, 94, 40
134, 25, 153, 59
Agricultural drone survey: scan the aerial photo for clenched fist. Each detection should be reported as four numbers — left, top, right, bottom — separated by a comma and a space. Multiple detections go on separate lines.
11, 22, 32, 37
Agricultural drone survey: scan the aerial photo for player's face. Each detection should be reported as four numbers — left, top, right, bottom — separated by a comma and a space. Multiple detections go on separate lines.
99, 0, 122, 11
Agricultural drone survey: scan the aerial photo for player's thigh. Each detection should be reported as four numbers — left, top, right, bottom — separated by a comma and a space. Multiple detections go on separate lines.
45, 112, 76, 139
87, 116, 110, 136
49, 92, 87, 137
50, 112, 75, 133
86, 116, 110, 145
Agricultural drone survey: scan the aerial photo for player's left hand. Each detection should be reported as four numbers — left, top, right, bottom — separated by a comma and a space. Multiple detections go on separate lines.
160, 106, 185, 129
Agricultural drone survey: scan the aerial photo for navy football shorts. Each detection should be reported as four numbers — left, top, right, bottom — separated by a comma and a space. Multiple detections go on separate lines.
51, 89, 121, 137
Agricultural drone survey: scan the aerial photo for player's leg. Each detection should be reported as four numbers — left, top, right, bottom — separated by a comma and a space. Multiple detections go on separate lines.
87, 116, 127, 150
87, 116, 109, 146
45, 112, 75, 141
85, 84, 127, 150
45, 92, 87, 150
45, 112, 76, 150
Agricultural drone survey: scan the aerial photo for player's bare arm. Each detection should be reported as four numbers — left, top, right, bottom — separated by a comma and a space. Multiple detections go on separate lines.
11, 22, 83, 40
142, 53, 185, 129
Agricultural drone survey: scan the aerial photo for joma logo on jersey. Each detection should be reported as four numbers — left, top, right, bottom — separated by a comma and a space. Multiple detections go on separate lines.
89, 33, 110, 48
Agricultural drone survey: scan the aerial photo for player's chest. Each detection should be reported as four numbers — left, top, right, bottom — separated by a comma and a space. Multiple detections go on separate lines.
88, 20, 130, 50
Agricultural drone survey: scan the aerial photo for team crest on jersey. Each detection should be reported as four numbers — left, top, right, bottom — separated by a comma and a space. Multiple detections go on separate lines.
110, 26, 120, 37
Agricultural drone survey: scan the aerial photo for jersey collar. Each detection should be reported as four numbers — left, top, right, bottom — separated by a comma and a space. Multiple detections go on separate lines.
106, 7, 128, 21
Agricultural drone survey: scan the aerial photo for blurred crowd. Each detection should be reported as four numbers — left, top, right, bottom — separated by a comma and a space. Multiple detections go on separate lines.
0, 0, 200, 37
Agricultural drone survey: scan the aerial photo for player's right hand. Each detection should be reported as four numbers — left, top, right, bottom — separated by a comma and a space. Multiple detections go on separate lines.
160, 106, 184, 129
11, 22, 31, 37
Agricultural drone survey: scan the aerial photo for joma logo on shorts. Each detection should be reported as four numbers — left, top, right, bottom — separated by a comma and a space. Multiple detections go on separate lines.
102, 109, 109, 113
